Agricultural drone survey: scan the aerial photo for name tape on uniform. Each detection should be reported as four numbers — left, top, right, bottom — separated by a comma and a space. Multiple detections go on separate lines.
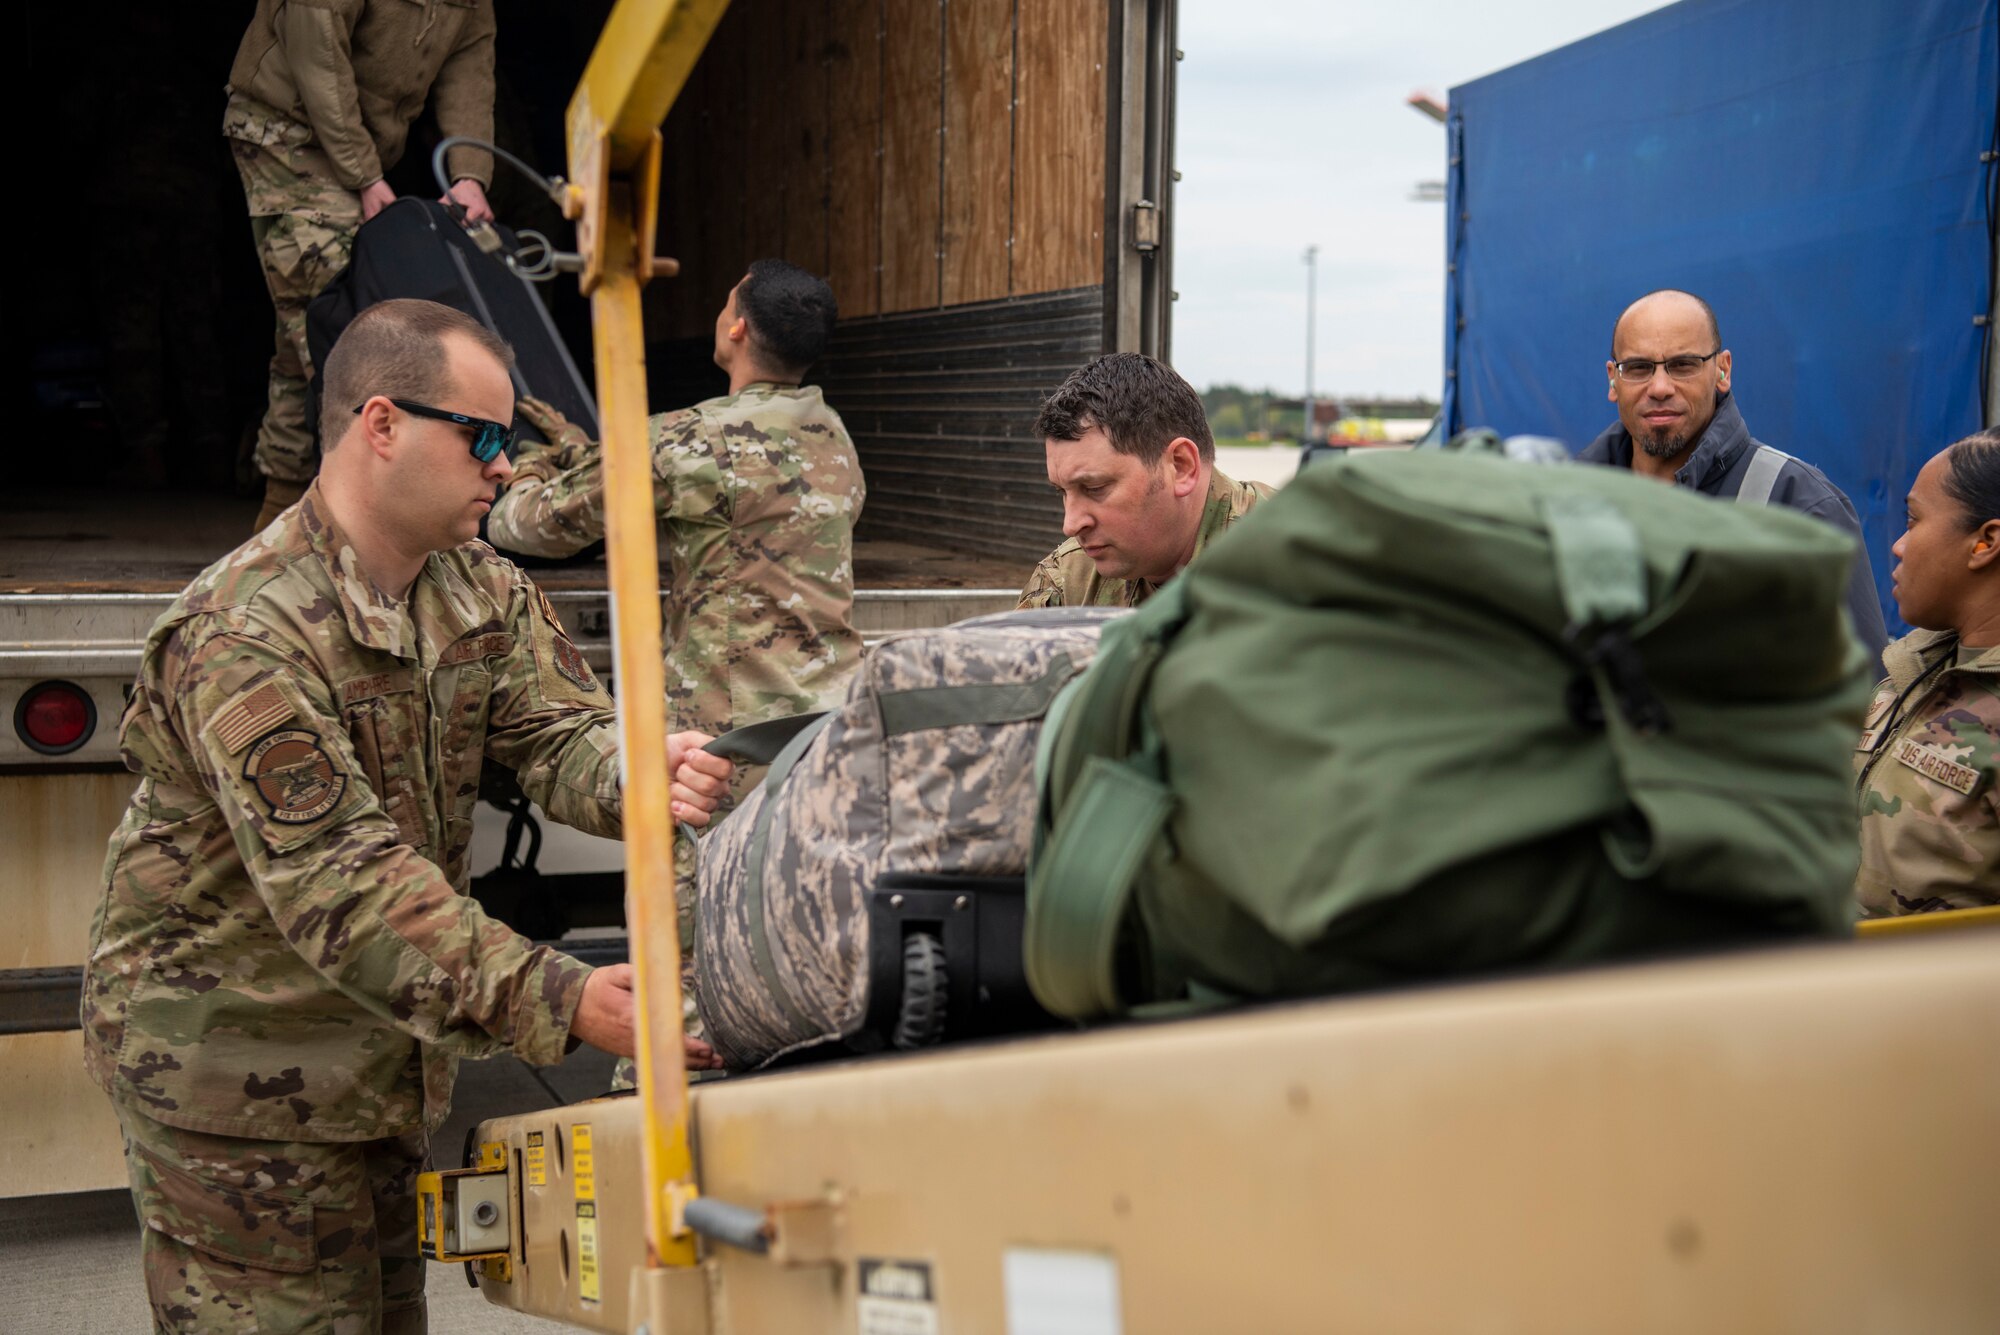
1893, 738, 1983, 795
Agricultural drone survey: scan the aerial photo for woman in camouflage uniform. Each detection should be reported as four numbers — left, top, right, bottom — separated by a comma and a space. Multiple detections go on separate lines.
1854, 428, 2000, 915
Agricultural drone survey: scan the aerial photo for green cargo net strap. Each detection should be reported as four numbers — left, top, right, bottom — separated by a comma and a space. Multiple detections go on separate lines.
1024, 755, 1175, 1022
1541, 494, 1649, 630
738, 711, 836, 1034
875, 654, 1078, 737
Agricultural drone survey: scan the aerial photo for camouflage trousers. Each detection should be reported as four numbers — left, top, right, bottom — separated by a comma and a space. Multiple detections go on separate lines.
119, 1106, 429, 1334
226, 97, 361, 487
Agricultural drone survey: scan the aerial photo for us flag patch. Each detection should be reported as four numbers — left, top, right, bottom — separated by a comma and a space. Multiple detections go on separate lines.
213, 683, 295, 755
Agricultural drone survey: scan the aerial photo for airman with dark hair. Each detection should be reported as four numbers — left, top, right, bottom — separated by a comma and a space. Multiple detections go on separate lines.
1854, 427, 2000, 915
1017, 352, 1272, 610
488, 261, 866, 757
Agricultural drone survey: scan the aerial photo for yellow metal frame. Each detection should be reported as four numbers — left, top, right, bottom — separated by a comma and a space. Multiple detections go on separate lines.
563, 0, 733, 1281
1856, 903, 2000, 936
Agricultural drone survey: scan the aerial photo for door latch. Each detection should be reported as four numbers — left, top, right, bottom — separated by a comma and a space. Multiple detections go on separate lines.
1130, 199, 1160, 253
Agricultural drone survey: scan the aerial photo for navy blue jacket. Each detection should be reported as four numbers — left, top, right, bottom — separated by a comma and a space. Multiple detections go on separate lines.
1577, 393, 1888, 673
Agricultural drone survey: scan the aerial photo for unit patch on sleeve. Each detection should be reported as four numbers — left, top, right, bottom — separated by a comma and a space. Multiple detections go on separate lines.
243, 729, 349, 823
551, 636, 596, 691
212, 682, 297, 755
533, 586, 599, 692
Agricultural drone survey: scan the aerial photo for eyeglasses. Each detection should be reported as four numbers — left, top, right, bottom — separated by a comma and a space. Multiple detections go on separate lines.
1611, 350, 1722, 384
353, 398, 516, 462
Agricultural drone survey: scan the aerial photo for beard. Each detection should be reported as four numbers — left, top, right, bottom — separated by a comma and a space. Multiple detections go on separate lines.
1637, 423, 1695, 459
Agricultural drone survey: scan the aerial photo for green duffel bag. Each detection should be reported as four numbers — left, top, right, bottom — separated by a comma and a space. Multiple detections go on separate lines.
1025, 448, 1875, 1021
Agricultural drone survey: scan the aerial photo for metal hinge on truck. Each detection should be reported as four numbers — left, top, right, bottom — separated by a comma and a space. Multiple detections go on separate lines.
1129, 199, 1160, 252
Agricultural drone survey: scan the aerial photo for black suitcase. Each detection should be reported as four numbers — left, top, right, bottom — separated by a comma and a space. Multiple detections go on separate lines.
304, 198, 597, 454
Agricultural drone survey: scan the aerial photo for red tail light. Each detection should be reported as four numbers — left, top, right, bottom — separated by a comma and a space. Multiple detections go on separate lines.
15, 681, 97, 755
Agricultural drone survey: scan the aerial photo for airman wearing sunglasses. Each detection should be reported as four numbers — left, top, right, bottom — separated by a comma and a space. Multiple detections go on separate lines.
1578, 288, 1887, 671
84, 298, 736, 1332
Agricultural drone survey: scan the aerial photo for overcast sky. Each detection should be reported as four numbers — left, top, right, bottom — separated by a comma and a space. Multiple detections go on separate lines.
1172, 0, 1670, 399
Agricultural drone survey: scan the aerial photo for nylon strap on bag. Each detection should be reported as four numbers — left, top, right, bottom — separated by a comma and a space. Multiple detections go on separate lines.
1023, 755, 1176, 1021
675, 712, 829, 890
738, 712, 835, 1033
875, 654, 1078, 736
701, 711, 828, 765
1541, 494, 1649, 630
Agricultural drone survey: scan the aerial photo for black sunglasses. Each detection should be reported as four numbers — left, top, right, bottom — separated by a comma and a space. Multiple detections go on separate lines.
353, 398, 516, 462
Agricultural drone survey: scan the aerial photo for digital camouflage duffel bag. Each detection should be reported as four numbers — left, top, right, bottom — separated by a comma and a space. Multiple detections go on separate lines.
1026, 447, 1876, 1021
694, 608, 1120, 1068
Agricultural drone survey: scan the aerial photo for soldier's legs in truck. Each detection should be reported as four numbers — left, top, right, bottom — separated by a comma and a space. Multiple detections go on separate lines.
119, 1107, 429, 1334
229, 134, 360, 507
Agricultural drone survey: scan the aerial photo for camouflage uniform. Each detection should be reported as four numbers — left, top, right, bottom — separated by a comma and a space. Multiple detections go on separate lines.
489, 386, 868, 746
225, 0, 498, 485
122, 1113, 428, 1334
490, 387, 864, 1037
226, 94, 363, 487
1016, 468, 1273, 610
1853, 629, 2000, 916
85, 485, 620, 1329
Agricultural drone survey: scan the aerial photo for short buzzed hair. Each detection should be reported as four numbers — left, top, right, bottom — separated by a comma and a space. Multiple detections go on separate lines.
1610, 289, 1722, 358
319, 299, 515, 449
1034, 353, 1215, 465
737, 260, 838, 373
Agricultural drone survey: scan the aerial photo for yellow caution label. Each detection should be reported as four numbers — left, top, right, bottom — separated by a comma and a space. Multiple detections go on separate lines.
526, 1131, 546, 1187
571, 1123, 599, 1302
577, 1200, 601, 1303
571, 1123, 595, 1201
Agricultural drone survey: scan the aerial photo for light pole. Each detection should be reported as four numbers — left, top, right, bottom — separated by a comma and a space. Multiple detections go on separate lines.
1303, 245, 1319, 445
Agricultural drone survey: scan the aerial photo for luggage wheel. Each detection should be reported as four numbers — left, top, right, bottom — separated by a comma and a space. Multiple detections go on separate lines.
858, 873, 1058, 1053
892, 932, 948, 1049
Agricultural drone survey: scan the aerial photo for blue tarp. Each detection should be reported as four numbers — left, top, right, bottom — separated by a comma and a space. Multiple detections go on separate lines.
1444, 0, 1998, 629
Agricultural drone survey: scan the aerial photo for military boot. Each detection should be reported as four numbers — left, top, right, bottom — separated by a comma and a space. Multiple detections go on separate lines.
253, 475, 308, 531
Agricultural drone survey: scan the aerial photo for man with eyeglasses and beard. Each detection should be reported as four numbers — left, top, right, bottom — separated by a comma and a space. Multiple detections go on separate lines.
1579, 288, 1887, 670
83, 298, 735, 1332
